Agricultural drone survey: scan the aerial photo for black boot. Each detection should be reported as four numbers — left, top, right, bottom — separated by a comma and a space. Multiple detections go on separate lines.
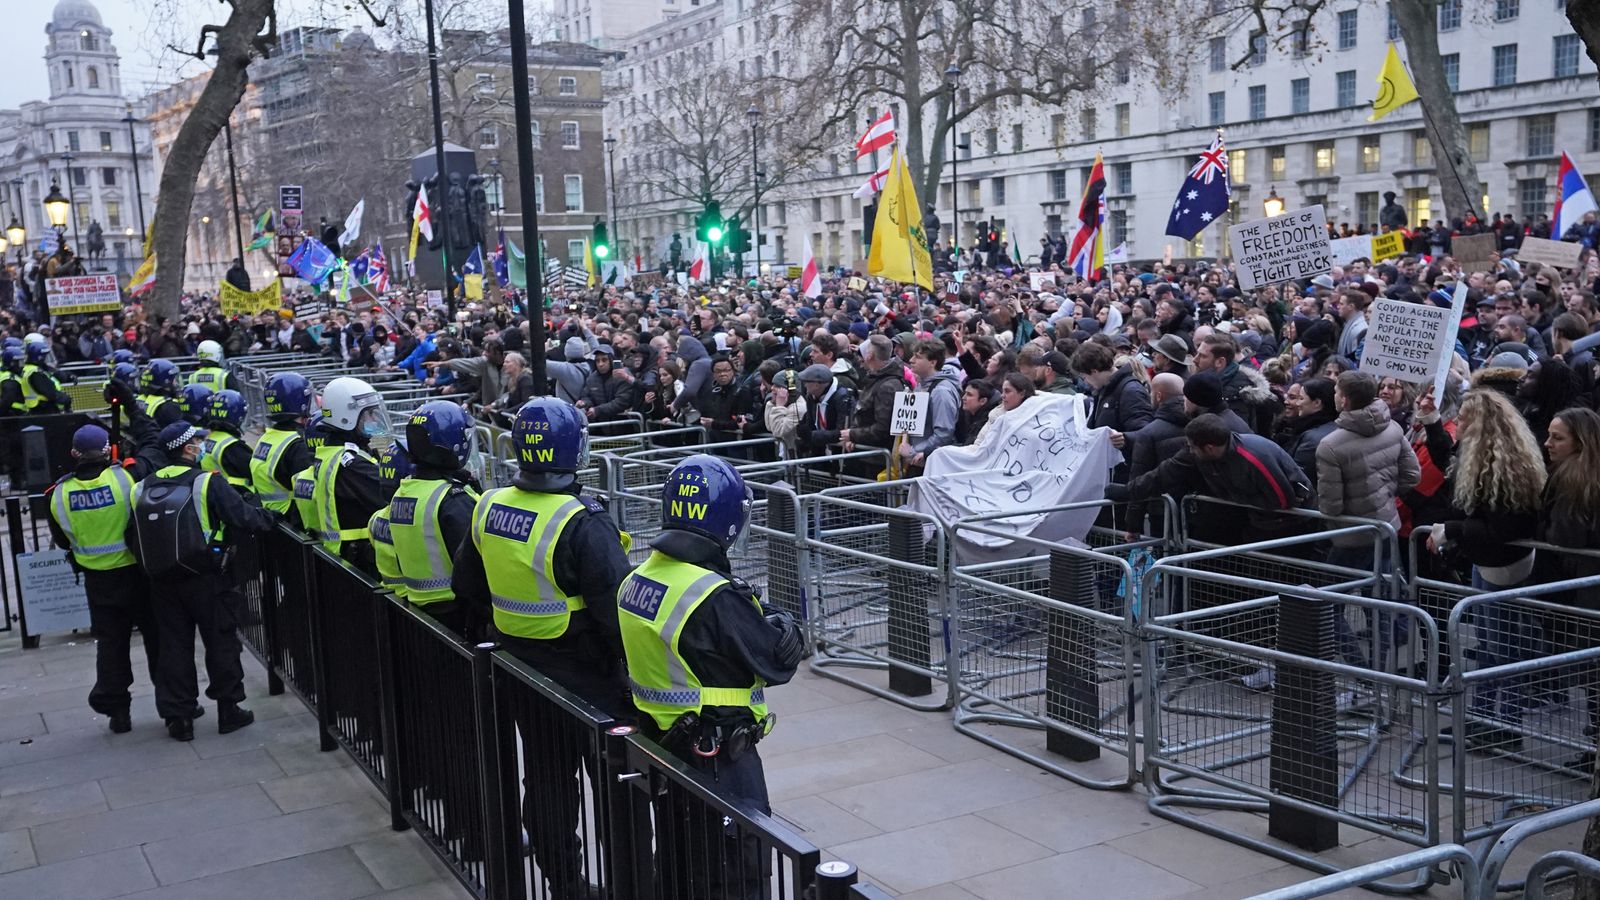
108, 711, 132, 734
217, 703, 255, 735
166, 717, 194, 742
192, 705, 206, 719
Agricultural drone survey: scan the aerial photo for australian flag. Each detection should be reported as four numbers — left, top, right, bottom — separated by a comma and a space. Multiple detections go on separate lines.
493, 230, 510, 287
1166, 132, 1231, 240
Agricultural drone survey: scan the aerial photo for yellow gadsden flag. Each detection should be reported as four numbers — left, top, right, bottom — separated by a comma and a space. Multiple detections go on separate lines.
1370, 42, 1419, 122
867, 145, 933, 290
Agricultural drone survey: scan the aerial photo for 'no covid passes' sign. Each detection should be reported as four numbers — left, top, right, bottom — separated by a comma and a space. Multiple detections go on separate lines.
1228, 205, 1333, 291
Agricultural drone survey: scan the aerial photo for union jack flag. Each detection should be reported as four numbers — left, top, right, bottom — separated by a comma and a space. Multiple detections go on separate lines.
368, 239, 391, 293
1166, 132, 1232, 241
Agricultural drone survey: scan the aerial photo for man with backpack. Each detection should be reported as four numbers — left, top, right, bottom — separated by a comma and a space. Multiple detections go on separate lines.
127, 421, 276, 742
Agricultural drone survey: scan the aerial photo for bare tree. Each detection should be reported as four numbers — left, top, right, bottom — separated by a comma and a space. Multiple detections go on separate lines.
771, 0, 1171, 206
1569, 0, 1600, 78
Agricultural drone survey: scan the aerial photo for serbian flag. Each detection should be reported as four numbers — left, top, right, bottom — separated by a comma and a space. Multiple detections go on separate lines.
1067, 154, 1107, 282
800, 234, 822, 298
1553, 151, 1598, 241
855, 111, 895, 159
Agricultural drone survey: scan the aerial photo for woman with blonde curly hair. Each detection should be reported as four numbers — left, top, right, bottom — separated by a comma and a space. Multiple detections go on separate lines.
1426, 388, 1547, 750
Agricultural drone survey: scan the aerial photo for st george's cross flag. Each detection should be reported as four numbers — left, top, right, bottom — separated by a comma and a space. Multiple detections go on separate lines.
1166, 132, 1231, 241
800, 234, 822, 298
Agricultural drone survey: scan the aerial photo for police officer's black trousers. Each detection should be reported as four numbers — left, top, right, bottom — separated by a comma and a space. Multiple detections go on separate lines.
84, 568, 158, 716
151, 573, 246, 721
655, 734, 772, 900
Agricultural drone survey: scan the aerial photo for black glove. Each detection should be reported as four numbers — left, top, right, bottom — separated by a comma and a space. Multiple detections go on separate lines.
103, 379, 135, 409
766, 610, 804, 670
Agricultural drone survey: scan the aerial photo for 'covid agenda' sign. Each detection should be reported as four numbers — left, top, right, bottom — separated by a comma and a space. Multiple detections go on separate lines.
1228, 205, 1333, 290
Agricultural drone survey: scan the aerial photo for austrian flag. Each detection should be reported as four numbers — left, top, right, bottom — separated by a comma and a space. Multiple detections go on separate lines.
855, 111, 895, 159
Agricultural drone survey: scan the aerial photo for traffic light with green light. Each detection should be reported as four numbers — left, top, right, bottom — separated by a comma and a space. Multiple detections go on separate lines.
592, 219, 610, 259
697, 201, 724, 244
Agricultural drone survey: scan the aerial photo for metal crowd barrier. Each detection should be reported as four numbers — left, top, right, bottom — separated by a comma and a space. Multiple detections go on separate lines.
946, 498, 1170, 789
1243, 843, 1480, 899
236, 522, 893, 900
1140, 535, 1447, 894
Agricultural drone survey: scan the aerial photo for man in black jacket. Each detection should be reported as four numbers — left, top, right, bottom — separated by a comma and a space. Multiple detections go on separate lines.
795, 364, 854, 457
840, 335, 906, 474
1073, 342, 1153, 471
579, 344, 638, 422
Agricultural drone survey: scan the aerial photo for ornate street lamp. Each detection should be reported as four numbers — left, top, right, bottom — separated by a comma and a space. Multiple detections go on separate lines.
1263, 186, 1285, 218
43, 181, 70, 234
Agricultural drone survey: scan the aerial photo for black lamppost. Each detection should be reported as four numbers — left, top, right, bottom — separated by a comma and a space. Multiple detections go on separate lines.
602, 133, 618, 256
57, 154, 83, 254
507, 0, 547, 388
945, 64, 962, 255
747, 104, 762, 276
121, 106, 147, 238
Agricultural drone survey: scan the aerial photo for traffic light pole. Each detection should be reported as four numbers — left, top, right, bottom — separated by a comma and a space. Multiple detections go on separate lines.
508, 0, 547, 390
750, 120, 761, 279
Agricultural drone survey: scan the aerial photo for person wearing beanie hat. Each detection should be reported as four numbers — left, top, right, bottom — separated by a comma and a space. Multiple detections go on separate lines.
44, 422, 171, 735
128, 416, 275, 742
1182, 371, 1253, 435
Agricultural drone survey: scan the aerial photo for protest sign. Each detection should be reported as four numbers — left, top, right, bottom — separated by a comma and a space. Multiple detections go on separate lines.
278, 184, 303, 212
1329, 235, 1374, 266
907, 394, 1114, 560
219, 278, 283, 317
1371, 231, 1406, 261
1358, 298, 1452, 382
1518, 236, 1583, 270
44, 274, 121, 315
1028, 272, 1058, 291
1435, 281, 1467, 403
890, 391, 929, 436
18, 550, 90, 637
786, 265, 803, 279
1451, 233, 1498, 274
1228, 204, 1332, 290
293, 299, 328, 322
425, 290, 445, 308
847, 276, 867, 291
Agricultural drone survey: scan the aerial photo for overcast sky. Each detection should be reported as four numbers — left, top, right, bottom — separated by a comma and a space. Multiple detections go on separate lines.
0, 0, 510, 109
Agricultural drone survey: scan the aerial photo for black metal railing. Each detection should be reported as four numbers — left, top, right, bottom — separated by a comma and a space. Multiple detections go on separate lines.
237, 522, 893, 900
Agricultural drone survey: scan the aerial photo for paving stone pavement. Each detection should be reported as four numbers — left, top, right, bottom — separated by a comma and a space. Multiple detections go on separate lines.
2, 626, 1589, 898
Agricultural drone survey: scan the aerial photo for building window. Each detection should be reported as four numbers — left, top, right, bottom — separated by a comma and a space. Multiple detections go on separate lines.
99, 131, 113, 152
1439, 0, 1461, 29
567, 239, 586, 267
75, 201, 89, 226
1336, 70, 1357, 107
1292, 22, 1310, 57
105, 201, 120, 228
559, 76, 577, 96
1051, 114, 1066, 145
1519, 177, 1547, 218
1050, 170, 1067, 200
1406, 188, 1431, 224
86, 67, 101, 91
1081, 109, 1096, 141
1468, 123, 1490, 161
1359, 136, 1381, 172
564, 175, 583, 211
531, 121, 542, 149
1387, 8, 1401, 40
984, 127, 997, 155
1114, 162, 1133, 194
67, 131, 80, 152
1591, 109, 1600, 153
561, 121, 580, 149
1412, 131, 1432, 165
1357, 192, 1378, 227
1209, 37, 1226, 72
1109, 210, 1128, 246
101, 167, 116, 186
1526, 114, 1555, 157
1555, 34, 1581, 78
485, 174, 503, 210
1337, 10, 1358, 50
81, 32, 97, 50
1492, 44, 1518, 87
476, 73, 494, 93
535, 174, 545, 213
1291, 79, 1309, 115
1269, 145, 1286, 179
1012, 123, 1023, 152
1248, 33, 1266, 66
480, 123, 498, 148
1229, 148, 1246, 182
992, 177, 1006, 205
1442, 54, 1460, 92
1313, 141, 1335, 175
1494, 0, 1519, 20
64, 64, 73, 88
1115, 103, 1130, 136
1115, 59, 1130, 84
1208, 92, 1226, 126
1248, 85, 1265, 121
1046, 214, 1062, 237
71, 168, 87, 187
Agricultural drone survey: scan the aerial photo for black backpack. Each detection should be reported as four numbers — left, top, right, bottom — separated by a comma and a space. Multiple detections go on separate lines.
132, 472, 226, 577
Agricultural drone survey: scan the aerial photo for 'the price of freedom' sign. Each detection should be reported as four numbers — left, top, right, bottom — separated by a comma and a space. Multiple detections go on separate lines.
1359, 298, 1452, 382
1228, 205, 1332, 290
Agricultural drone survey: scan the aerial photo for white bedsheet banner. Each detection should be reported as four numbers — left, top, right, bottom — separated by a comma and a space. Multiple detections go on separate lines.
906, 393, 1117, 560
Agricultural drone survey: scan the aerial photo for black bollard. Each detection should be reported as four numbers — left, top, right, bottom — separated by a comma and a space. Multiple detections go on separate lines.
885, 514, 934, 697
1267, 591, 1341, 851
1045, 549, 1102, 761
